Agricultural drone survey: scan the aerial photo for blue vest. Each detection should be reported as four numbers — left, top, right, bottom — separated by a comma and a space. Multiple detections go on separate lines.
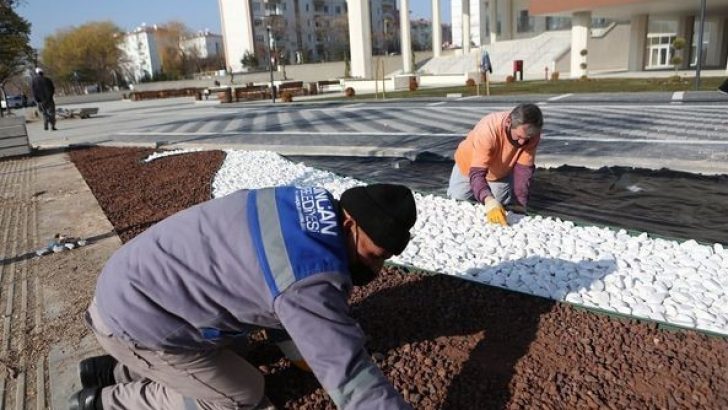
247, 187, 350, 298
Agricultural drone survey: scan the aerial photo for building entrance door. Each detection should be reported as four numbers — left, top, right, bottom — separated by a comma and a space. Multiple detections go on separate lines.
646, 33, 675, 69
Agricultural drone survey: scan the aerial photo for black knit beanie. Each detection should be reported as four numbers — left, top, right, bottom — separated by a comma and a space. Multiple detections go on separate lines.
340, 184, 417, 255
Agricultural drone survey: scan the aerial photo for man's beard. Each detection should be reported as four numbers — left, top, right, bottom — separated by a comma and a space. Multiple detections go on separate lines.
350, 262, 377, 287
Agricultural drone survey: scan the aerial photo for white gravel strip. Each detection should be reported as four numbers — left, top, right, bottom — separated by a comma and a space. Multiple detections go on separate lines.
144, 148, 203, 163
213, 150, 728, 335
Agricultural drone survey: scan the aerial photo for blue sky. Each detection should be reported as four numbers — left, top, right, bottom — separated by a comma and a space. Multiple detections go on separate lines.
18, 1, 451, 49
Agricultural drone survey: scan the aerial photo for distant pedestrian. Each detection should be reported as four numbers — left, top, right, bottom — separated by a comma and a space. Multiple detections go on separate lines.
719, 78, 728, 95
480, 49, 493, 75
31, 68, 57, 131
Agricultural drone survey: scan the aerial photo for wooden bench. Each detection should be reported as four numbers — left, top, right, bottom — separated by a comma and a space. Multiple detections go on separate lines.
278, 81, 307, 97
56, 107, 99, 120
234, 85, 270, 101
317, 80, 342, 93
131, 88, 204, 101
0, 117, 31, 159
75, 107, 99, 119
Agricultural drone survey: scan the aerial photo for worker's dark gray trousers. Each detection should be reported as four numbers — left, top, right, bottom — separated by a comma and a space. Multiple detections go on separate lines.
87, 301, 265, 409
37, 100, 55, 129
446, 164, 513, 204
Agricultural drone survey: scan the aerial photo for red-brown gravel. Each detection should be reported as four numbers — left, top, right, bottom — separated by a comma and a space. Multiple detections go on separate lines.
70, 147, 728, 409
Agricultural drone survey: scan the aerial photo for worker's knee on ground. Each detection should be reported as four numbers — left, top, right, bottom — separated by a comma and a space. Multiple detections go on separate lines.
230, 369, 266, 408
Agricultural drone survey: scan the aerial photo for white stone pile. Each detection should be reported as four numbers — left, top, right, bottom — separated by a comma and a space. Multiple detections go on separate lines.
144, 148, 203, 163
212, 150, 728, 336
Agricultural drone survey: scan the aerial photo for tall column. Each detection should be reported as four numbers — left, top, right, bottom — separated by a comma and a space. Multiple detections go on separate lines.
708, 17, 725, 66
488, 0, 498, 44
347, 0, 372, 78
432, 0, 442, 57
462, 0, 471, 54
478, 0, 488, 46
401, 0, 414, 73
627, 14, 647, 72
570, 11, 591, 78
500, 0, 513, 40
218, 0, 255, 73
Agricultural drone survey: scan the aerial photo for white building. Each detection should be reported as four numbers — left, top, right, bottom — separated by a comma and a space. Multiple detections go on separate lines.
411, 18, 433, 51
181, 31, 224, 59
219, 0, 399, 73
371, 0, 398, 54
119, 25, 164, 83
449, 0, 728, 76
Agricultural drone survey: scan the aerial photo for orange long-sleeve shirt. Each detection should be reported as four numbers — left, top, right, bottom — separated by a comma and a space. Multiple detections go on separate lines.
454, 111, 540, 181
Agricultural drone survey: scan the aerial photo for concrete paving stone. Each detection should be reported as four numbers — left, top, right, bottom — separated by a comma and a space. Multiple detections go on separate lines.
23, 96, 728, 175
0, 151, 120, 409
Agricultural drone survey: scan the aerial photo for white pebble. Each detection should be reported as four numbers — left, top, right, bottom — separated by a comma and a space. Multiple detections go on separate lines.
211, 150, 728, 336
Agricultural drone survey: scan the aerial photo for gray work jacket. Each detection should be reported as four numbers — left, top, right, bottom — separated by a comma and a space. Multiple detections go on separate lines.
94, 187, 410, 409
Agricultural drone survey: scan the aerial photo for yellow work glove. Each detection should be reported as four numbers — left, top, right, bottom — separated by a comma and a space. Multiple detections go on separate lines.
276, 339, 312, 372
484, 196, 507, 226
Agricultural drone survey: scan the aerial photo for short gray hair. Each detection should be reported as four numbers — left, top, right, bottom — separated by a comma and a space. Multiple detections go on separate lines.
510, 103, 543, 138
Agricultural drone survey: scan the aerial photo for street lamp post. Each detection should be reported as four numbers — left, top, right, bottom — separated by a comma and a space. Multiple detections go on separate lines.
266, 25, 276, 103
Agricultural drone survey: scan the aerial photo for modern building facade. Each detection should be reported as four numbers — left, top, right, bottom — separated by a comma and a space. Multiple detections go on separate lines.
450, 0, 728, 77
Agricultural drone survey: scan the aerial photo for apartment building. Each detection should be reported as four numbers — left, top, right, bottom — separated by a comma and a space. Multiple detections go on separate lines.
118, 24, 169, 83
181, 31, 224, 59
219, 0, 399, 72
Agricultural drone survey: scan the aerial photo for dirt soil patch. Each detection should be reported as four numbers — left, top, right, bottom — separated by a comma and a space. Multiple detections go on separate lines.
70, 147, 728, 409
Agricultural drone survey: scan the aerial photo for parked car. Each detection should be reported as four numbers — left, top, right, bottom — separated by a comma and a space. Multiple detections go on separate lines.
2, 95, 24, 109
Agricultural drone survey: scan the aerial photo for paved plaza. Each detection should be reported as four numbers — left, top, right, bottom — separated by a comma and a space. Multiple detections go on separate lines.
4, 91, 727, 407
26, 92, 728, 174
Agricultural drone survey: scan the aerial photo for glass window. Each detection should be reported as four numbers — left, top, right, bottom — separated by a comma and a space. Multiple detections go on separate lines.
648, 18, 678, 33
690, 19, 713, 66
517, 10, 534, 33
546, 16, 570, 31
591, 17, 612, 29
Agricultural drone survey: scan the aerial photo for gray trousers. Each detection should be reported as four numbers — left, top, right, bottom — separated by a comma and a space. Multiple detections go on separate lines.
37, 100, 56, 128
87, 301, 265, 410
446, 164, 513, 204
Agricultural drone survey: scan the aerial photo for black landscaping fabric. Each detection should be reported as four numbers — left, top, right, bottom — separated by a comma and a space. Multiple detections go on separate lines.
287, 156, 728, 245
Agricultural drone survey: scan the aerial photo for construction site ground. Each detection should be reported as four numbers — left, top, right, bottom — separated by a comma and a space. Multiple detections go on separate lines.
0, 151, 119, 409
2, 147, 723, 409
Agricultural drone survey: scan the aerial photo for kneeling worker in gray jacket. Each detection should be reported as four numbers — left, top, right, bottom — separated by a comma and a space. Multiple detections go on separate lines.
70, 184, 417, 410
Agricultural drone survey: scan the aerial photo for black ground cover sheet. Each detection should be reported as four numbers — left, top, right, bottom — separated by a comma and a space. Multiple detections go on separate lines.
288, 156, 727, 245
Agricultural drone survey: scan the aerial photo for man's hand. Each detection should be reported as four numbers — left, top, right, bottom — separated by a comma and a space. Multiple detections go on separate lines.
484, 197, 507, 226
